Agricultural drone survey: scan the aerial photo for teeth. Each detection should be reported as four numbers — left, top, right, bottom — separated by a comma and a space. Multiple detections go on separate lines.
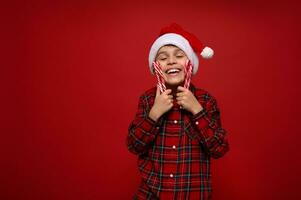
167, 69, 180, 74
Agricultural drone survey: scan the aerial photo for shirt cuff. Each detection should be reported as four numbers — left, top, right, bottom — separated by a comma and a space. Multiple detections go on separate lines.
141, 114, 162, 134
190, 108, 210, 131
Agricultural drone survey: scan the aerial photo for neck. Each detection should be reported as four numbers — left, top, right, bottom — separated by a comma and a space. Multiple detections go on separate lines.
166, 83, 183, 96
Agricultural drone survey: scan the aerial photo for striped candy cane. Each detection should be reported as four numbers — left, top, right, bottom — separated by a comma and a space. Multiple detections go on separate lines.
153, 60, 193, 94
184, 60, 193, 89
153, 61, 166, 93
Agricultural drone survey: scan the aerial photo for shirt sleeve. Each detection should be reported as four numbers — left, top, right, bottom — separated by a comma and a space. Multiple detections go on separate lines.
187, 95, 230, 159
126, 94, 161, 155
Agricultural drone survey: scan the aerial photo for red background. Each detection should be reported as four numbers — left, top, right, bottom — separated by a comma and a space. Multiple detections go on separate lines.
2, 0, 301, 199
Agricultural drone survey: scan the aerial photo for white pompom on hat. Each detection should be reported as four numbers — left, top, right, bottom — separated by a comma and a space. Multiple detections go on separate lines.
148, 23, 214, 75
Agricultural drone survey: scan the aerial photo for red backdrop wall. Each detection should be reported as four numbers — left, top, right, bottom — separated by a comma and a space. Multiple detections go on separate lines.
2, 0, 301, 199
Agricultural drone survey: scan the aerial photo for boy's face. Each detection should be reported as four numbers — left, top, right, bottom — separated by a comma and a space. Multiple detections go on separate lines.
155, 45, 189, 87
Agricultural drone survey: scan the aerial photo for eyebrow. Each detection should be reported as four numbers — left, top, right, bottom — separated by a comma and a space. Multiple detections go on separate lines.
157, 49, 185, 56
157, 52, 168, 57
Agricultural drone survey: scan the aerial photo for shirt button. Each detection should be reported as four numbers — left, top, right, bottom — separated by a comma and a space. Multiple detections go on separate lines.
156, 126, 160, 129
169, 174, 174, 178
172, 145, 176, 149
174, 120, 178, 124
195, 121, 199, 125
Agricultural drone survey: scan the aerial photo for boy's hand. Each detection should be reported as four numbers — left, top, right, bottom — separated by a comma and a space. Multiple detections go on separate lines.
148, 87, 173, 122
176, 86, 203, 115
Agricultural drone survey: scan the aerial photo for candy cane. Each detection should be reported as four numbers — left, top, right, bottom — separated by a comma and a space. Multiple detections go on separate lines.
153, 61, 166, 93
184, 60, 193, 89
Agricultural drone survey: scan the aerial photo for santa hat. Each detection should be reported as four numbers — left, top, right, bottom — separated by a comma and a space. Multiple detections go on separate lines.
148, 23, 214, 75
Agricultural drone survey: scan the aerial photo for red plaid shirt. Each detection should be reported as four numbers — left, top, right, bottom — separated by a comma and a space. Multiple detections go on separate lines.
127, 84, 229, 200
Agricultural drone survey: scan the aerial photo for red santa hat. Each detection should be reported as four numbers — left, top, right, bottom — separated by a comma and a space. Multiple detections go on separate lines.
148, 23, 214, 75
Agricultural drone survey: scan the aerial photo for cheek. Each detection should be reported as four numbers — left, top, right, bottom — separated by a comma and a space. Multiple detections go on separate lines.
157, 62, 168, 71
157, 61, 167, 68
180, 58, 189, 66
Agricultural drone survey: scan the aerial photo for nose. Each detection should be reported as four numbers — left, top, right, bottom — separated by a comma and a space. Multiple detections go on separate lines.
167, 56, 176, 65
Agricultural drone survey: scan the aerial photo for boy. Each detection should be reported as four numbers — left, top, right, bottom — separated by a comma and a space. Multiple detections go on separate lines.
126, 23, 229, 200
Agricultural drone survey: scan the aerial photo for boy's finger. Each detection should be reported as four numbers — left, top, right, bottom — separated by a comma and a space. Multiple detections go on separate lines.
164, 89, 172, 94
177, 86, 186, 91
156, 86, 160, 97
176, 92, 184, 97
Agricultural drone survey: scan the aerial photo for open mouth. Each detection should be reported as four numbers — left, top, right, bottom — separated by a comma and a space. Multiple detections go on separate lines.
165, 68, 181, 76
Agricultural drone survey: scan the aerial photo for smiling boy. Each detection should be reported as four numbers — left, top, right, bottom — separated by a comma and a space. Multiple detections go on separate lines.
127, 23, 230, 200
